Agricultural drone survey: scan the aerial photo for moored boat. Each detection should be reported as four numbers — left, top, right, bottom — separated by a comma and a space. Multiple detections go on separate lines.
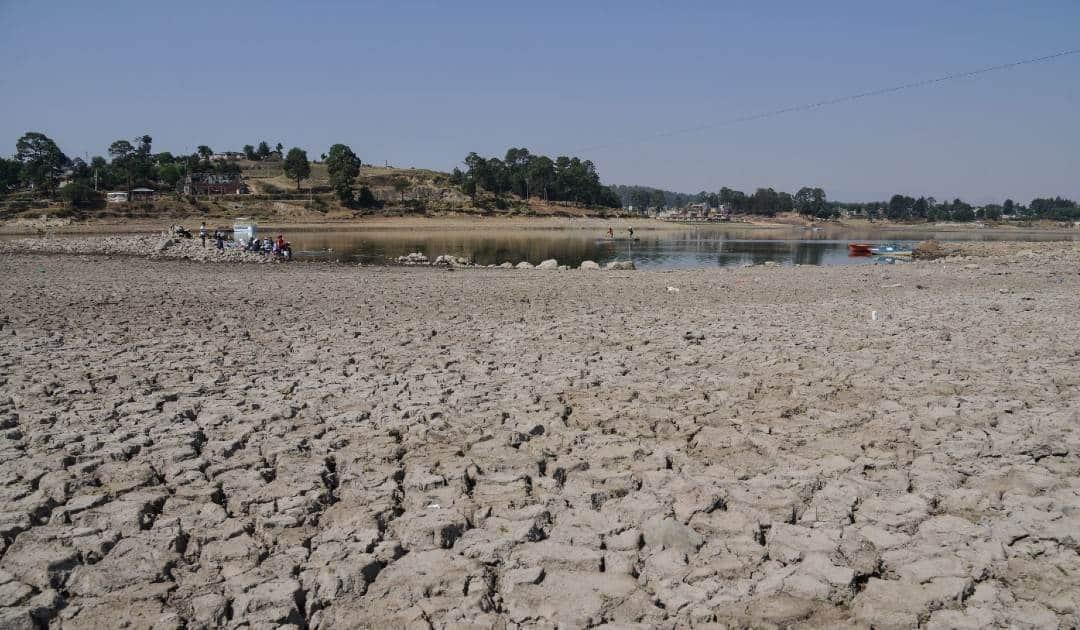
848, 243, 872, 256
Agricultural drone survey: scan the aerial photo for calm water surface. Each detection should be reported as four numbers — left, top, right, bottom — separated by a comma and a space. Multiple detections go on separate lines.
281, 226, 1079, 270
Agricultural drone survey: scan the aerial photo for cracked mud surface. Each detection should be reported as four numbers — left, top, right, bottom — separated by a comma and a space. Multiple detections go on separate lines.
1, 244, 1078, 629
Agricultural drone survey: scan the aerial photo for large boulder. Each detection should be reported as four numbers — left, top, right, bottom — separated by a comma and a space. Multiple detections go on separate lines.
605, 260, 636, 270
579, 260, 601, 270
515, 261, 535, 269
537, 259, 559, 270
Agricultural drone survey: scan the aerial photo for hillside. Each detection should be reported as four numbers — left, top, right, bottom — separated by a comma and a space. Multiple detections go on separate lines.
0, 159, 616, 227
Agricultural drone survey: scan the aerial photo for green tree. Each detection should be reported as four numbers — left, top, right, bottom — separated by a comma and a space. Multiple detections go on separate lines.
794, 187, 828, 218
282, 148, 311, 191
325, 144, 361, 202
356, 185, 378, 208
750, 188, 781, 215
60, 182, 104, 209
197, 145, 213, 162
257, 141, 271, 160
108, 139, 137, 191
15, 132, 69, 194
274, 142, 283, 156
159, 164, 185, 191
392, 176, 411, 203
526, 156, 555, 201
243, 144, 257, 160
0, 157, 23, 192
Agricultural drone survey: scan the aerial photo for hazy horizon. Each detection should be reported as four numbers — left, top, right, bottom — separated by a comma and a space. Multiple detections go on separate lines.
1, 1, 1077, 204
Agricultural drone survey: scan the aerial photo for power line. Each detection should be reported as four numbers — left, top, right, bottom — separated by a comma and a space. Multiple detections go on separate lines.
573, 48, 1080, 154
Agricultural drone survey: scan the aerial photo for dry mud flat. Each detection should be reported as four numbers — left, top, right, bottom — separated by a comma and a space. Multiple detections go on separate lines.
0, 244, 1079, 629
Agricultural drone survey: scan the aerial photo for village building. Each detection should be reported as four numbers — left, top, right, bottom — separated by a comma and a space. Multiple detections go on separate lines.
131, 187, 155, 202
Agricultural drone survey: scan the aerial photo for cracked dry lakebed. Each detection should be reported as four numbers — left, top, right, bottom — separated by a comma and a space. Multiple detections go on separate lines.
0, 242, 1079, 629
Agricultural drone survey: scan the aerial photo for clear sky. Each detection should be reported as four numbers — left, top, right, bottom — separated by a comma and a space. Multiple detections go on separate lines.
1, 1, 1077, 203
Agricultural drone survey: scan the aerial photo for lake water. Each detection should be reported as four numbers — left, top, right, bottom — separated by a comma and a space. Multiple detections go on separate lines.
281, 225, 1079, 270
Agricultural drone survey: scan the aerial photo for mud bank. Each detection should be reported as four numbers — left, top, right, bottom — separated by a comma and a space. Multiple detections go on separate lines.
0, 244, 1078, 628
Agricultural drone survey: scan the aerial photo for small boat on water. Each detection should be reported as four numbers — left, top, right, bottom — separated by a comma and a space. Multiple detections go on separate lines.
848, 243, 872, 256
869, 244, 912, 256
232, 218, 257, 240
596, 238, 641, 243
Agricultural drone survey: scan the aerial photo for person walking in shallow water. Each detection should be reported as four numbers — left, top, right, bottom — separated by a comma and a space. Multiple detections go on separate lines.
607, 227, 614, 239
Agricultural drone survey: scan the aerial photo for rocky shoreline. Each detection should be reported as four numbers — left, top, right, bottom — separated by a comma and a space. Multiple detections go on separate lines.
0, 233, 270, 263
0, 243, 1078, 628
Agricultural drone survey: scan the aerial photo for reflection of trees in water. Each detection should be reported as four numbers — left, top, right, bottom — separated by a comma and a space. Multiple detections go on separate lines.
792, 243, 827, 266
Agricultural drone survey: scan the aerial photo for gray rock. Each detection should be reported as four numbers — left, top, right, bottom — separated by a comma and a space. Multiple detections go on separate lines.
579, 260, 601, 270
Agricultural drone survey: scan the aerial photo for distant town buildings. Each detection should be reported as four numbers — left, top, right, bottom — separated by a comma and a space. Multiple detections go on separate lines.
210, 152, 245, 162
658, 203, 731, 222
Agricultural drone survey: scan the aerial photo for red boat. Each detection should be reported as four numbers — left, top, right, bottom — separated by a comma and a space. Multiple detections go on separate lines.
848, 243, 872, 256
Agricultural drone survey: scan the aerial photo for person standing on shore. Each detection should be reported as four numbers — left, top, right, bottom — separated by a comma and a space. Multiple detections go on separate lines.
215, 231, 224, 251
199, 223, 207, 247
628, 226, 634, 239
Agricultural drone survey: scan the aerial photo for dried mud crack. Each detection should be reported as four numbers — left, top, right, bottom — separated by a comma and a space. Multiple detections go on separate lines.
1, 243, 1079, 628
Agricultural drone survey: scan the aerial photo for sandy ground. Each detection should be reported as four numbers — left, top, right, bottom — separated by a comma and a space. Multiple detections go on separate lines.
1, 243, 1079, 628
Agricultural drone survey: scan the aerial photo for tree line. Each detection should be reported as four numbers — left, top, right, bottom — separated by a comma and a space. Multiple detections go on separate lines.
618, 181, 1080, 222
242, 141, 284, 161
449, 148, 622, 208
3, 131, 1077, 220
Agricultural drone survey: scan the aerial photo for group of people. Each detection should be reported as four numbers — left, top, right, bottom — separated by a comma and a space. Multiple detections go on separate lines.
193, 223, 293, 260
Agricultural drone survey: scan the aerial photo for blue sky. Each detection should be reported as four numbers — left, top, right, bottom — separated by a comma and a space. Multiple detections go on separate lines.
1, 1, 1077, 203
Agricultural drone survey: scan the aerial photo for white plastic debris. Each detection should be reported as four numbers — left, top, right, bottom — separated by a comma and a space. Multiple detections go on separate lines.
871, 311, 878, 321
667, 286, 680, 293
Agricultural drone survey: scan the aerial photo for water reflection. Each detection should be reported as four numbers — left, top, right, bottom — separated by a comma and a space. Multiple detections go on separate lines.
285, 226, 1078, 269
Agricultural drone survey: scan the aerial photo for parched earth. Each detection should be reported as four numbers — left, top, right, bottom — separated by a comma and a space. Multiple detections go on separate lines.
0, 245, 1078, 629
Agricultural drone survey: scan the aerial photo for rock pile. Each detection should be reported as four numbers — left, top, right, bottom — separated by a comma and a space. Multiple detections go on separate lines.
0, 233, 268, 263
395, 252, 430, 265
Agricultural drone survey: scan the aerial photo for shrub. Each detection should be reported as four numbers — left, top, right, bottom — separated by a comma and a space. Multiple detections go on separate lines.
60, 182, 104, 209
355, 186, 379, 208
